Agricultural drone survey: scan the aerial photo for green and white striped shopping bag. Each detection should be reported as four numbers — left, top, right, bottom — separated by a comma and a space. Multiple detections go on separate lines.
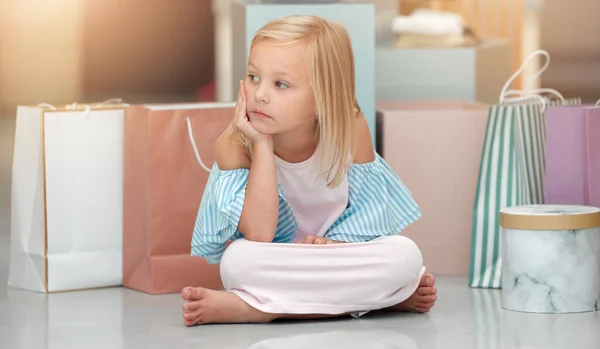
468, 97, 580, 289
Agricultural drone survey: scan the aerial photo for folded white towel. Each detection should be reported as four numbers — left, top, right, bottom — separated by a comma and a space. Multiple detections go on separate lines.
392, 9, 465, 36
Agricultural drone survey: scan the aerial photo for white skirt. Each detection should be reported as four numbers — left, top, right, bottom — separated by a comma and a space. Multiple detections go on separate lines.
219, 235, 426, 317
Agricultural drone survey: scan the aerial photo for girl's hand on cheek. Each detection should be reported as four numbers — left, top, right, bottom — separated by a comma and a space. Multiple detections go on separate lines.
234, 80, 271, 145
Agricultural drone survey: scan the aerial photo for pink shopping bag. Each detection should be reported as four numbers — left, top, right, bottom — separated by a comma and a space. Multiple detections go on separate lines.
544, 106, 600, 208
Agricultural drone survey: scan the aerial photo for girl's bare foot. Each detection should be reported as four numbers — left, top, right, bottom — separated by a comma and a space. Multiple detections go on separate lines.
386, 273, 437, 313
181, 287, 347, 326
181, 273, 437, 326
181, 287, 274, 326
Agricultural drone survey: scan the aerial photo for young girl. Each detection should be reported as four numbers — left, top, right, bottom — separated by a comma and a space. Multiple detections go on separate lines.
182, 15, 437, 326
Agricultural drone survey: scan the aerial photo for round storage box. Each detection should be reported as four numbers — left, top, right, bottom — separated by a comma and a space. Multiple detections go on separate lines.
500, 204, 600, 314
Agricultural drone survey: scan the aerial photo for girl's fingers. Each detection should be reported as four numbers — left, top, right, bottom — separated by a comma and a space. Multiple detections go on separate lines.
238, 81, 243, 101
235, 89, 242, 115
237, 98, 246, 124
241, 81, 247, 107
238, 81, 248, 122
306, 236, 328, 244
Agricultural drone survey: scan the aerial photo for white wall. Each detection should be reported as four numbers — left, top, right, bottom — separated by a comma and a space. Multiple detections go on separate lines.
0, 0, 84, 111
0, 0, 216, 112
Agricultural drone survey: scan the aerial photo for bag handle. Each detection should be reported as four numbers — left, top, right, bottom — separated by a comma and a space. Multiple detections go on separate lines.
37, 103, 57, 110
36, 98, 128, 118
502, 88, 566, 104
186, 117, 212, 173
501, 94, 549, 113
100, 98, 128, 105
499, 50, 551, 104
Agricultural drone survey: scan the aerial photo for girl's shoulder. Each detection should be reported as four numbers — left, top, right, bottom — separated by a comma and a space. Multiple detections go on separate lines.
215, 127, 252, 171
352, 112, 375, 164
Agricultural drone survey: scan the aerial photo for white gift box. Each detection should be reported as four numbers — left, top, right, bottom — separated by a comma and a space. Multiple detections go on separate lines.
8, 103, 126, 293
375, 39, 511, 104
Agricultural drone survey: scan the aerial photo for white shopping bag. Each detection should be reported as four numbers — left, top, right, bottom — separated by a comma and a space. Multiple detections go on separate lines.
8, 102, 126, 293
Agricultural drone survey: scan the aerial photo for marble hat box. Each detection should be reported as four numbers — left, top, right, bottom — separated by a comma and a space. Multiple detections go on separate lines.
499, 205, 600, 314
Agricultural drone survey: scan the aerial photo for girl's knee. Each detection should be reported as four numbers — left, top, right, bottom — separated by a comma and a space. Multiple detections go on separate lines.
219, 239, 256, 288
378, 235, 424, 280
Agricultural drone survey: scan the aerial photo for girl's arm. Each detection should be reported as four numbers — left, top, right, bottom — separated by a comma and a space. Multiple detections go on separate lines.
239, 138, 279, 242
216, 128, 279, 243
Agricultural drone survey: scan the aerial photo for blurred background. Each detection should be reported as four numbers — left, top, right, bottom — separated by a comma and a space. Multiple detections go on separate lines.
1, 0, 600, 326
1, 0, 599, 117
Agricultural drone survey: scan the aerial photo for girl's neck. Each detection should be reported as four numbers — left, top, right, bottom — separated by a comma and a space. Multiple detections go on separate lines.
272, 130, 318, 164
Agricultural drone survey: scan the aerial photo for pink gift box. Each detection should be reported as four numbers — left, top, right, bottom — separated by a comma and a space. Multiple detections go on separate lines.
376, 101, 489, 276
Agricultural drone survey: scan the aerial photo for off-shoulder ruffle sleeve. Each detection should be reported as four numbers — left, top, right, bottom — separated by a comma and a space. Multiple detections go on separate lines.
191, 163, 298, 264
325, 153, 421, 242
190, 164, 249, 264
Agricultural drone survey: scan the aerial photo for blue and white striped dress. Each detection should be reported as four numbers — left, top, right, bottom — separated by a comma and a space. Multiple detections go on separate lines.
191, 153, 421, 264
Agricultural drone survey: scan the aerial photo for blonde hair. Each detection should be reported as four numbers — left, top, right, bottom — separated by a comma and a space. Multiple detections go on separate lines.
235, 15, 359, 188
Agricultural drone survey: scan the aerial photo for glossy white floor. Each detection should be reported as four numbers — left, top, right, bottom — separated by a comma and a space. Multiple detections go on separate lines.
0, 115, 598, 349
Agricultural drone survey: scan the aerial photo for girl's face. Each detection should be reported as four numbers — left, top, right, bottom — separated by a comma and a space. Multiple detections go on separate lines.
245, 39, 317, 136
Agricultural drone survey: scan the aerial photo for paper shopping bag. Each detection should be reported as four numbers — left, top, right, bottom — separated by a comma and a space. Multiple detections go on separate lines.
8, 102, 127, 293
469, 97, 581, 289
544, 105, 600, 207
376, 101, 489, 276
468, 48, 585, 288
123, 102, 234, 294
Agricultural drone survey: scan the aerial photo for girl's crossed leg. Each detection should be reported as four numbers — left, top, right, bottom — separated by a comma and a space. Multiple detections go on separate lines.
181, 236, 437, 326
